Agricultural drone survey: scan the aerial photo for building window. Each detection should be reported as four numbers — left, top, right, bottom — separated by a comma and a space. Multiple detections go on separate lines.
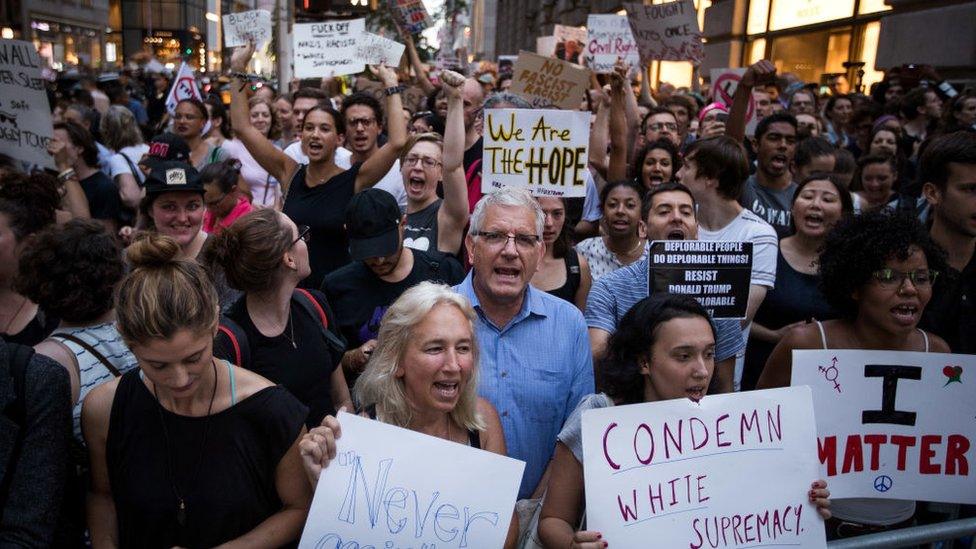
747, 0, 770, 35
768, 0, 855, 32
858, 21, 884, 89
747, 38, 766, 64
769, 27, 851, 84
858, 0, 891, 15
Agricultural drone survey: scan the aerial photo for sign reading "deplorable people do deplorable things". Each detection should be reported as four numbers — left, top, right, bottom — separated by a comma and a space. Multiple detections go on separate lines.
293, 19, 366, 78
792, 350, 976, 505
0, 40, 54, 169
582, 387, 827, 548
482, 108, 591, 198
650, 240, 754, 319
298, 412, 524, 549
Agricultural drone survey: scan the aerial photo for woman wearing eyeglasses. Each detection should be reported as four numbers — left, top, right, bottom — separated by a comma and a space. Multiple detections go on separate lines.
757, 211, 949, 539
204, 208, 352, 429
401, 71, 469, 256
173, 99, 228, 170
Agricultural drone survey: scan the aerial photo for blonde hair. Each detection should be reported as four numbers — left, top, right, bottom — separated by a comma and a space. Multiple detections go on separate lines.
354, 282, 485, 432
116, 233, 219, 346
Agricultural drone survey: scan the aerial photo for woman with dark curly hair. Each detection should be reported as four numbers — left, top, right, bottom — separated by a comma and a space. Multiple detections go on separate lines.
757, 210, 949, 538
631, 138, 680, 191
537, 294, 831, 548
0, 172, 63, 345
18, 219, 138, 442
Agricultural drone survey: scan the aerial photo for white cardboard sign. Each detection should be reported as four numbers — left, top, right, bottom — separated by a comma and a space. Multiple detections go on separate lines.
0, 40, 54, 169
355, 32, 405, 67
710, 68, 758, 136
792, 350, 976, 504
482, 108, 590, 198
222, 10, 272, 49
298, 412, 524, 548
293, 19, 366, 78
586, 14, 641, 74
582, 387, 827, 548
625, 0, 704, 64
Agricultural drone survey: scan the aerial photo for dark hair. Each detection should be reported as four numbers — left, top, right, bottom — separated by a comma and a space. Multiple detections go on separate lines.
824, 94, 852, 120
640, 107, 677, 133
202, 209, 294, 293
293, 87, 328, 102
794, 136, 836, 169
789, 88, 817, 110
818, 211, 946, 318
916, 131, 976, 192
199, 158, 242, 194
0, 172, 61, 240
303, 104, 345, 136
941, 91, 976, 133
832, 147, 856, 175
899, 87, 931, 121
662, 95, 698, 118
341, 92, 384, 126
791, 172, 854, 228
537, 196, 571, 259
754, 112, 798, 140
204, 96, 231, 140
682, 136, 750, 200
176, 98, 209, 121
641, 181, 697, 221
15, 219, 123, 323
851, 153, 897, 192
631, 138, 680, 188
596, 294, 716, 405
598, 179, 644, 213
54, 121, 100, 168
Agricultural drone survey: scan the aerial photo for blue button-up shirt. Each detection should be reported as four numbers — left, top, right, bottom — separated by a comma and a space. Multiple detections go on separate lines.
456, 273, 595, 499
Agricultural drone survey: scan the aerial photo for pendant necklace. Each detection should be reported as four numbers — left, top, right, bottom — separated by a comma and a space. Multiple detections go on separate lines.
154, 359, 218, 528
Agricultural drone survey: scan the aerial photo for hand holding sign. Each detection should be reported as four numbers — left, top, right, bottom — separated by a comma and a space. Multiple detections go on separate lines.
230, 41, 255, 73
222, 9, 272, 49
371, 63, 399, 88
299, 413, 343, 485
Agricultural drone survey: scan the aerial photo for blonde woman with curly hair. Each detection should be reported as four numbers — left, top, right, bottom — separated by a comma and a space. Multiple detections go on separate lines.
299, 281, 516, 547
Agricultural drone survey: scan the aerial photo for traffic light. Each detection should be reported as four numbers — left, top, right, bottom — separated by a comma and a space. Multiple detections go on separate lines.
184, 47, 193, 56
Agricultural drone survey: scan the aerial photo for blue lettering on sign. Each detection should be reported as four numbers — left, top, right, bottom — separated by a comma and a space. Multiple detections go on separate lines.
331, 454, 501, 548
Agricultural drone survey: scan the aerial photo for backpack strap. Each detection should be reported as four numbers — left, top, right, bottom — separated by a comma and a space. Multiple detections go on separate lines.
118, 152, 145, 185
215, 316, 250, 370
50, 333, 122, 377
292, 288, 347, 355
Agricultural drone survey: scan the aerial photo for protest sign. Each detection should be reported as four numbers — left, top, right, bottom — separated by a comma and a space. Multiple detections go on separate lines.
293, 19, 366, 78
710, 68, 758, 136
164, 62, 203, 115
649, 240, 753, 319
625, 0, 704, 64
222, 10, 272, 48
554, 24, 587, 45
482, 108, 590, 197
298, 412, 524, 549
586, 14, 641, 74
536, 35, 556, 57
387, 0, 433, 35
0, 40, 54, 169
582, 387, 826, 548
355, 32, 405, 67
792, 350, 976, 505
554, 25, 587, 64
509, 51, 591, 110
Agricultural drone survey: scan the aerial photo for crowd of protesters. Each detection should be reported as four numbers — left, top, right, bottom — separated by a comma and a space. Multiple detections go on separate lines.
0, 28, 973, 548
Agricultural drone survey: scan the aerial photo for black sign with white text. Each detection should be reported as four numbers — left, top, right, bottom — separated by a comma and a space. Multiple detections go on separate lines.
649, 240, 753, 319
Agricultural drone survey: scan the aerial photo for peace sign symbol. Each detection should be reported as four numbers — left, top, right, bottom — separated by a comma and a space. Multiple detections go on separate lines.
874, 475, 893, 492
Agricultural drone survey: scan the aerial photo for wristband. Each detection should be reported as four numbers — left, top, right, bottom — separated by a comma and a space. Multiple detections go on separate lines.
57, 168, 76, 184
384, 85, 405, 97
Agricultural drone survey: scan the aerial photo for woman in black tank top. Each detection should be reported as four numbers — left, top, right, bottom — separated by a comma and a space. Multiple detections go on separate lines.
531, 197, 592, 311
298, 283, 518, 546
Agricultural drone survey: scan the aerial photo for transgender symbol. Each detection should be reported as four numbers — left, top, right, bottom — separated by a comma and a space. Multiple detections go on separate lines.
818, 357, 842, 393
943, 365, 963, 386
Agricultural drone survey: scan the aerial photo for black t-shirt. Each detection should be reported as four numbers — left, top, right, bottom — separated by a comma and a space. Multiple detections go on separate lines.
322, 248, 465, 351
404, 199, 442, 253
463, 136, 483, 174
921, 250, 975, 354
283, 163, 360, 287
218, 290, 343, 428
1, 308, 59, 346
80, 171, 123, 223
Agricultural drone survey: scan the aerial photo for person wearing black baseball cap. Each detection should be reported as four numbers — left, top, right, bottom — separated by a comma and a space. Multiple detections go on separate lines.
139, 133, 192, 171
137, 160, 209, 260
322, 189, 464, 379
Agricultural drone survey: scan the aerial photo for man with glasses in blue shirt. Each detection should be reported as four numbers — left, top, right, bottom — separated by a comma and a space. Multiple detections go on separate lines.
455, 187, 594, 500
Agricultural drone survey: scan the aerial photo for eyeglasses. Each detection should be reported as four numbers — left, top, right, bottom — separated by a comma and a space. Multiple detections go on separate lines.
347, 117, 376, 128
648, 122, 678, 132
472, 231, 540, 251
871, 268, 938, 289
292, 225, 311, 246
403, 155, 441, 169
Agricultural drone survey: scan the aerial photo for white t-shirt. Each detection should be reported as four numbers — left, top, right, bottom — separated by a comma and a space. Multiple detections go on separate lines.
697, 207, 778, 288
283, 142, 406, 210
107, 144, 150, 184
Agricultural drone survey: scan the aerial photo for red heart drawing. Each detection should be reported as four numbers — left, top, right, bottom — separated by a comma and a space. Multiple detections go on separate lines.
944, 366, 956, 377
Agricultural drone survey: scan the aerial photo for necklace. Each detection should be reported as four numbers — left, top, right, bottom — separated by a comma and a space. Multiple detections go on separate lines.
154, 359, 218, 528
606, 235, 645, 261
1, 295, 28, 334
286, 308, 297, 349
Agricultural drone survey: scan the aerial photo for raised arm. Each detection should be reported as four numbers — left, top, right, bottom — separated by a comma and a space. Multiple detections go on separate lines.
229, 43, 297, 187
355, 65, 407, 193
588, 83, 610, 179
399, 27, 437, 96
437, 70, 470, 254
726, 60, 776, 142
607, 65, 630, 182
